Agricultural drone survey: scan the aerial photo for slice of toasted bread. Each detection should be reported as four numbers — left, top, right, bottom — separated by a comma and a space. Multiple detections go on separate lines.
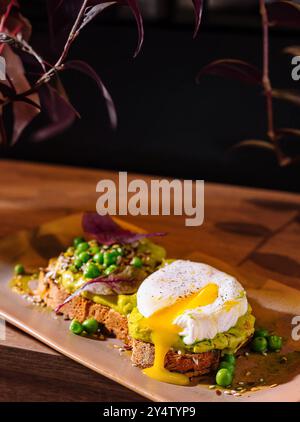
38, 271, 220, 378
37, 271, 130, 343
131, 339, 220, 377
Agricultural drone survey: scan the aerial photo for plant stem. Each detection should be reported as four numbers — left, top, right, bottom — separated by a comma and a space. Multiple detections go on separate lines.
259, 0, 275, 143
55, 0, 89, 67
2, 0, 89, 104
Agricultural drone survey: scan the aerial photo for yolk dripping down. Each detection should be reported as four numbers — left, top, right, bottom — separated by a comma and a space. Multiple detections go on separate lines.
142, 283, 219, 385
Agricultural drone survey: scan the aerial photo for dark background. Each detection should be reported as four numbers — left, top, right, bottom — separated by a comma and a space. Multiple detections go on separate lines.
1, 0, 300, 191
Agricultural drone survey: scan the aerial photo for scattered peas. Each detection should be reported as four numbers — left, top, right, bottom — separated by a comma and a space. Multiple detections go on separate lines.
74, 258, 83, 269
78, 251, 90, 263
75, 242, 89, 253
219, 361, 235, 374
84, 263, 101, 279
223, 353, 236, 365
90, 246, 100, 255
14, 264, 24, 275
251, 336, 268, 353
130, 256, 143, 268
69, 319, 83, 335
103, 251, 118, 267
82, 318, 99, 334
268, 335, 282, 351
93, 252, 104, 265
254, 328, 269, 338
104, 264, 117, 275
216, 368, 233, 387
73, 236, 85, 248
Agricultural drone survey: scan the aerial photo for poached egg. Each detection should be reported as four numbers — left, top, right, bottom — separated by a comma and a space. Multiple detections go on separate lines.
137, 260, 249, 385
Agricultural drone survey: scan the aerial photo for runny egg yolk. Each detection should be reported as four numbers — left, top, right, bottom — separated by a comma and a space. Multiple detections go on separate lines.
142, 283, 219, 385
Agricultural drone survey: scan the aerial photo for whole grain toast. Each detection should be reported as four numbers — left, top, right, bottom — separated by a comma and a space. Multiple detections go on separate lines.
131, 339, 220, 377
38, 271, 220, 376
37, 271, 130, 343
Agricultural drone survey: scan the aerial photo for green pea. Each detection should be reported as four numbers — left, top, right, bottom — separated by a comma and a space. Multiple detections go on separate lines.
113, 246, 123, 256
73, 236, 85, 248
14, 264, 24, 275
93, 252, 104, 264
216, 368, 233, 387
82, 318, 99, 334
84, 263, 101, 279
223, 353, 236, 365
69, 265, 78, 273
103, 251, 117, 266
251, 336, 268, 353
219, 361, 235, 374
90, 246, 100, 255
130, 256, 143, 268
76, 242, 89, 254
74, 258, 83, 269
254, 328, 269, 338
69, 319, 83, 335
268, 335, 282, 351
104, 264, 117, 275
78, 251, 90, 263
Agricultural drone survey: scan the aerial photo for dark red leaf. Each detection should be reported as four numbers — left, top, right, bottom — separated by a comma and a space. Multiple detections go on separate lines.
0, 114, 7, 145
83, 212, 166, 245
272, 89, 300, 106
3, 45, 40, 144
47, 0, 144, 57
192, 0, 203, 38
64, 59, 117, 128
232, 139, 276, 152
31, 85, 77, 142
267, 1, 300, 28
79, 2, 117, 31
196, 59, 262, 85
0, 81, 15, 98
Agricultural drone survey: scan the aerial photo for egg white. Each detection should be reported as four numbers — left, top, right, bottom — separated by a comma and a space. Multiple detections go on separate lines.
137, 260, 248, 345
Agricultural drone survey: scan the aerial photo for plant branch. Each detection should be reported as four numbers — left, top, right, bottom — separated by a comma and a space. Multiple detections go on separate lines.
260, 0, 275, 143
1, 0, 90, 105
54, 0, 89, 68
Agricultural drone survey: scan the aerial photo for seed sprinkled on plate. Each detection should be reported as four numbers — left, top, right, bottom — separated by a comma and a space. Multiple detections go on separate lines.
270, 383, 278, 388
250, 387, 260, 392
209, 385, 216, 389
224, 390, 231, 395
234, 393, 242, 397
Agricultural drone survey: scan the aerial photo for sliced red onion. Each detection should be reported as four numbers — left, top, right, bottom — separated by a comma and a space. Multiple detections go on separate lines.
54, 274, 138, 313
82, 212, 166, 245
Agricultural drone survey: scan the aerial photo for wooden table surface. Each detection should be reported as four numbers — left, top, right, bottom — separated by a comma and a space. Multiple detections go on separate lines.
0, 159, 299, 402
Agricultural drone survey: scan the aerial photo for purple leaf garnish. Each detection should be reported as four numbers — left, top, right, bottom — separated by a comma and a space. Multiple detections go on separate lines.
32, 85, 77, 142
82, 212, 166, 245
267, 1, 300, 29
192, 0, 204, 38
196, 59, 262, 86
55, 274, 137, 313
64, 60, 117, 128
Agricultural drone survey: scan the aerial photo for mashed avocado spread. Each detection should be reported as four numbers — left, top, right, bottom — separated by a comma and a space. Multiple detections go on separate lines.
128, 306, 255, 354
